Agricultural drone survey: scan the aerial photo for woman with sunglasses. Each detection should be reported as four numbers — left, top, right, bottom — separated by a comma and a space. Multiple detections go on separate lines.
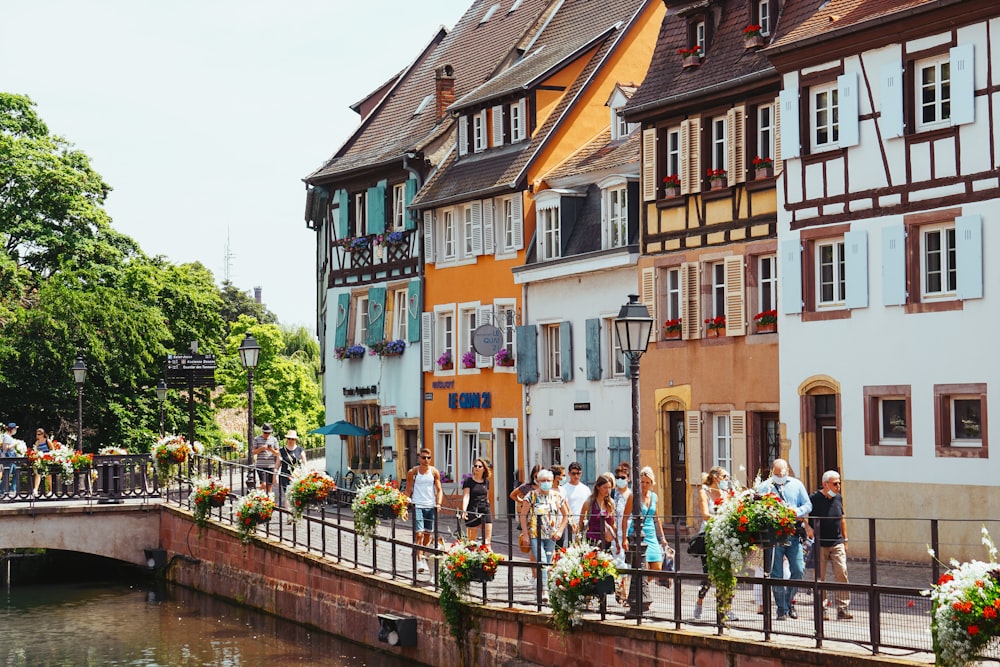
461, 458, 493, 547
694, 466, 733, 620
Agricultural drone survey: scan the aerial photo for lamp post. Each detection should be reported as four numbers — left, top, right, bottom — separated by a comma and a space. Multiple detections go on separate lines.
155, 379, 168, 438
238, 332, 261, 494
72, 355, 87, 451
613, 294, 653, 620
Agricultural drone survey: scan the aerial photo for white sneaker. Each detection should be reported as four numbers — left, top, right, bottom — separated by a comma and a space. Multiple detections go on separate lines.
417, 558, 428, 573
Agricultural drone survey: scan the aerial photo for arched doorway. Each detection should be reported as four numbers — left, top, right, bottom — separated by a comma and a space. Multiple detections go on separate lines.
657, 396, 687, 521
798, 376, 842, 492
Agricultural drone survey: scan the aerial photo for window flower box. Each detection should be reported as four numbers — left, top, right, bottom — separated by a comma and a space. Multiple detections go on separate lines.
753, 309, 777, 334
744, 24, 763, 48
707, 169, 728, 190
752, 156, 774, 180
705, 316, 726, 337
495, 349, 514, 367
437, 351, 453, 371
678, 46, 701, 68
662, 174, 681, 198
369, 339, 406, 357
335, 344, 366, 361
662, 318, 682, 340
461, 350, 477, 369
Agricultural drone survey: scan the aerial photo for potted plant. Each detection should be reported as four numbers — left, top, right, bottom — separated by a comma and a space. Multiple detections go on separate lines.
752, 155, 774, 179
150, 434, 193, 484
705, 487, 798, 618
375, 230, 407, 249
753, 309, 777, 333
234, 489, 276, 544
925, 527, 1000, 667
348, 236, 372, 252
704, 315, 726, 337
678, 46, 701, 68
662, 174, 681, 197
189, 476, 230, 527
369, 423, 382, 440
437, 350, 454, 371
461, 349, 477, 369
287, 468, 336, 523
369, 338, 406, 357
350, 481, 409, 544
548, 542, 620, 633
743, 24, 764, 48
495, 348, 515, 367
335, 344, 366, 361
439, 540, 506, 640
662, 318, 682, 340
707, 168, 728, 190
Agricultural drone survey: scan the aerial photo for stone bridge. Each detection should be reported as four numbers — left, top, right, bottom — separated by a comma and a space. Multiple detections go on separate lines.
0, 500, 162, 566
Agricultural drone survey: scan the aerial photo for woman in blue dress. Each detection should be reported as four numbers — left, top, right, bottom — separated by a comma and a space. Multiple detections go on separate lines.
637, 466, 674, 610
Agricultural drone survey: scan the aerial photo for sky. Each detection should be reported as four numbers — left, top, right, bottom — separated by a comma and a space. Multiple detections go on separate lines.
1, 0, 472, 329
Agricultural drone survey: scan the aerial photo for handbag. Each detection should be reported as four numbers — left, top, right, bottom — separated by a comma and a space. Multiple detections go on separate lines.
687, 528, 706, 556
518, 531, 531, 554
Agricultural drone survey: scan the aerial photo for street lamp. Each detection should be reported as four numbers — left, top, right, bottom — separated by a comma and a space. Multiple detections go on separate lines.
238, 332, 261, 494
613, 294, 653, 620
155, 379, 168, 438
72, 355, 87, 451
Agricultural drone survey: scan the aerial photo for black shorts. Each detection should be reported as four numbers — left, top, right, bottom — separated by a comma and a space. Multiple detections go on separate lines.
257, 469, 274, 484
465, 506, 493, 528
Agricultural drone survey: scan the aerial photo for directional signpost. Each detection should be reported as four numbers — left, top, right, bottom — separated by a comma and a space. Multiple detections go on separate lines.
165, 351, 216, 445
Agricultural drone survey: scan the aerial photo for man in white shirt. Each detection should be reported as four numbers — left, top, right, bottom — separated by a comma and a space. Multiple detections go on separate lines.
562, 461, 591, 540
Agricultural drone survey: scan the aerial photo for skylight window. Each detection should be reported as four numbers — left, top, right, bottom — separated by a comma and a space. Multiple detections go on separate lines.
414, 94, 433, 115
481, 3, 499, 23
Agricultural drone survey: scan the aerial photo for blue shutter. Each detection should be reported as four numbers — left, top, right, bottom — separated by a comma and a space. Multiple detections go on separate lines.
950, 44, 975, 127
585, 318, 601, 381
404, 178, 418, 230
367, 182, 386, 234
844, 229, 868, 309
574, 436, 596, 486
515, 325, 538, 385
559, 321, 573, 382
837, 73, 860, 148
406, 279, 421, 343
956, 214, 983, 300
778, 88, 800, 158
336, 189, 349, 238
781, 239, 802, 314
881, 225, 907, 306
334, 292, 351, 348
880, 62, 904, 139
609, 436, 630, 471
366, 287, 387, 346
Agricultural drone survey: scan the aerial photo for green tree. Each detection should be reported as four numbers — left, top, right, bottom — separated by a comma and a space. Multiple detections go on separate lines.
220, 280, 277, 329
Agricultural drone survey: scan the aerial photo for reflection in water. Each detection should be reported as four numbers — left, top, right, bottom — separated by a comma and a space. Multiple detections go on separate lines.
0, 580, 417, 666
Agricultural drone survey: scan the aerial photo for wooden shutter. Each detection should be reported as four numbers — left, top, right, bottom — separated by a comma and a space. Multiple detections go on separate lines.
407, 279, 421, 343
336, 189, 350, 238
366, 287, 387, 345
681, 118, 701, 194
404, 178, 418, 230
476, 305, 494, 368
950, 44, 975, 127
458, 116, 469, 156
585, 318, 601, 381
516, 99, 527, 140
686, 411, 702, 485
680, 262, 701, 339
471, 200, 483, 255
844, 229, 868, 309
421, 312, 434, 372
367, 182, 386, 234
482, 198, 495, 256
730, 410, 747, 482
781, 239, 802, 315
334, 292, 351, 349
642, 128, 657, 201
837, 73, 859, 148
492, 105, 504, 146
773, 96, 783, 174
640, 267, 658, 342
724, 255, 746, 336
881, 226, 907, 306
727, 106, 746, 184
511, 192, 524, 250
559, 321, 573, 382
423, 210, 435, 264
956, 214, 983, 299
880, 62, 904, 139
515, 325, 538, 385
778, 88, 800, 158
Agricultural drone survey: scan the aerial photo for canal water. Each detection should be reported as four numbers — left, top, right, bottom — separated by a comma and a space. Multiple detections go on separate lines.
0, 556, 416, 666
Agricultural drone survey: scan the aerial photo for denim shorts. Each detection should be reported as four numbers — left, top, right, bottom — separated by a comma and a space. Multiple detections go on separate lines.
414, 506, 437, 533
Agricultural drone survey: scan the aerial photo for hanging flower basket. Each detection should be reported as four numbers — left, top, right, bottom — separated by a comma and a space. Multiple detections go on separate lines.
439, 540, 505, 640
287, 468, 336, 523
189, 477, 231, 527
234, 489, 276, 544
549, 542, 620, 633
351, 482, 409, 544
151, 435, 195, 484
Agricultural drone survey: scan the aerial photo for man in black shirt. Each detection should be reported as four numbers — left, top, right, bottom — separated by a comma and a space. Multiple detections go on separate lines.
806, 470, 852, 620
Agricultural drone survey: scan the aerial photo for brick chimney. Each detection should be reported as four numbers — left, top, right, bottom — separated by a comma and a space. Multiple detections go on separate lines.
435, 64, 455, 119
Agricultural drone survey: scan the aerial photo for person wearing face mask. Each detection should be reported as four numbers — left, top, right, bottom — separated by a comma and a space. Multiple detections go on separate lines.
693, 466, 732, 620
609, 462, 634, 575
806, 470, 852, 620
757, 459, 812, 621
518, 468, 569, 602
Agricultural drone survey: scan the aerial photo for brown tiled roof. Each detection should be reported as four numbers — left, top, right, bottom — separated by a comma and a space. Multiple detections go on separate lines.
768, 0, 939, 51
545, 129, 639, 180
625, 0, 804, 118
413, 0, 648, 208
305, 0, 553, 184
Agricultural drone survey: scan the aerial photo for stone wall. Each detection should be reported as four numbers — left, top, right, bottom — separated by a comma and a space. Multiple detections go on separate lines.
159, 507, 923, 667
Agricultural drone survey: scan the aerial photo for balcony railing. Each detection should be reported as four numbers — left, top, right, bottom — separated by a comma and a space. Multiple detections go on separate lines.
328, 230, 418, 286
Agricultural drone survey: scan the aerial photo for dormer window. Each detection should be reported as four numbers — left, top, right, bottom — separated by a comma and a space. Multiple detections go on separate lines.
511, 98, 527, 142
684, 13, 711, 60
757, 0, 770, 36
608, 85, 637, 140
473, 110, 487, 153
696, 21, 706, 54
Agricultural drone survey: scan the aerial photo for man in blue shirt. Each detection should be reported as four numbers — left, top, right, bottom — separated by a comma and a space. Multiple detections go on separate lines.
757, 458, 812, 620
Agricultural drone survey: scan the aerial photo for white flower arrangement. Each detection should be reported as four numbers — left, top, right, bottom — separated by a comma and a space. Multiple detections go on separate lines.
548, 540, 619, 633
11, 438, 26, 456
924, 527, 1000, 667
98, 446, 129, 456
